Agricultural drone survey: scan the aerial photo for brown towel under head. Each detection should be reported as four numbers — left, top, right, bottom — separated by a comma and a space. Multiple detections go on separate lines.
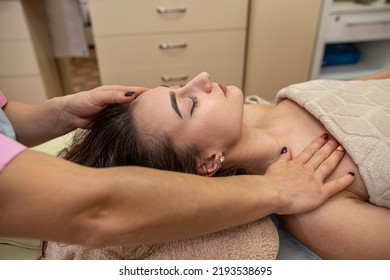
44, 217, 279, 260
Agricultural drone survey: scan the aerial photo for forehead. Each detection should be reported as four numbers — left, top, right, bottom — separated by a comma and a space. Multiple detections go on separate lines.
131, 87, 181, 133
135, 86, 168, 102
132, 86, 170, 112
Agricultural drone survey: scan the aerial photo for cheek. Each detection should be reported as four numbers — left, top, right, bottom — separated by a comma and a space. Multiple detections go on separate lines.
188, 118, 239, 149
198, 103, 241, 137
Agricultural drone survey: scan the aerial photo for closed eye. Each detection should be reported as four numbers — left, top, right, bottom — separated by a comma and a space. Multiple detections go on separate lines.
190, 95, 198, 116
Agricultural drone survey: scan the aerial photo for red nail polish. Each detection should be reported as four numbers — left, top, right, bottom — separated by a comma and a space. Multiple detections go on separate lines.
321, 133, 329, 140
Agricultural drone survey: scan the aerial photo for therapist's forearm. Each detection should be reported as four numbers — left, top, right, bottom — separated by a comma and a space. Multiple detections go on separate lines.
94, 167, 279, 247
3, 97, 72, 146
0, 149, 278, 247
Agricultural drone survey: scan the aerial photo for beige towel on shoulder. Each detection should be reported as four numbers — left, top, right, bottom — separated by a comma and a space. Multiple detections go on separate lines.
44, 217, 279, 260
277, 79, 390, 208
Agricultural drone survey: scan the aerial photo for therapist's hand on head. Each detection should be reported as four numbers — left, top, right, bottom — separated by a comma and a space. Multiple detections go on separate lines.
62, 85, 149, 129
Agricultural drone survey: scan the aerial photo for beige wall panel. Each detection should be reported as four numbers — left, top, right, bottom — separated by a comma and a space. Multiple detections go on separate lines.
0, 41, 40, 76
0, 0, 30, 40
245, 0, 323, 101
0, 76, 46, 104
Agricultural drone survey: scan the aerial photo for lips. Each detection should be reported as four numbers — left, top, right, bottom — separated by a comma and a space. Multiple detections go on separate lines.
218, 83, 227, 95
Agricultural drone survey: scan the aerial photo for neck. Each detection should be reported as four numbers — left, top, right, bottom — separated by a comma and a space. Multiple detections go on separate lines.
223, 104, 285, 174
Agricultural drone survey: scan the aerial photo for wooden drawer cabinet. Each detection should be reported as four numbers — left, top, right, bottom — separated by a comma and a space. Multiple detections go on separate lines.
89, 0, 247, 35
96, 30, 246, 86
89, 0, 248, 87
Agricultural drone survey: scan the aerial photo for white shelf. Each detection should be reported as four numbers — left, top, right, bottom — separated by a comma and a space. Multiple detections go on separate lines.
332, 1, 390, 13
312, 0, 390, 80
320, 39, 390, 79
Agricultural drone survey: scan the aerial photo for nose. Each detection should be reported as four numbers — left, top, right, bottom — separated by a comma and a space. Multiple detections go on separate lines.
182, 72, 212, 94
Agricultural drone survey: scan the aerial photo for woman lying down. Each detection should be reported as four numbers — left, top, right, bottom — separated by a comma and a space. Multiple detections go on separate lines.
43, 71, 390, 260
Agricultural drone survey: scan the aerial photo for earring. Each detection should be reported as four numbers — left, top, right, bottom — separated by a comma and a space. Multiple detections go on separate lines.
219, 155, 225, 164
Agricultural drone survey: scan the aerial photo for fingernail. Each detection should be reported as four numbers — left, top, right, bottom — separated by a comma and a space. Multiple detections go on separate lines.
336, 145, 345, 152
348, 172, 355, 176
280, 146, 288, 154
124, 91, 135, 97
320, 133, 329, 140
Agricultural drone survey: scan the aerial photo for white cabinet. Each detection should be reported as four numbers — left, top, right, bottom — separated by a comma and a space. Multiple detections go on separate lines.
0, 0, 62, 103
88, 0, 248, 88
311, 0, 390, 80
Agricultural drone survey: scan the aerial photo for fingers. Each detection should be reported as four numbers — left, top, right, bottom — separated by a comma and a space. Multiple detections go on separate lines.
314, 143, 346, 180
323, 172, 355, 197
276, 146, 292, 162
295, 133, 354, 194
120, 86, 150, 100
92, 85, 149, 106
305, 137, 340, 170
294, 133, 330, 164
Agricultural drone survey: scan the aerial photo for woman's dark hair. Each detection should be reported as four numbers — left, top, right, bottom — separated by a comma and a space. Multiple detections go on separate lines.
41, 103, 248, 259
61, 103, 202, 173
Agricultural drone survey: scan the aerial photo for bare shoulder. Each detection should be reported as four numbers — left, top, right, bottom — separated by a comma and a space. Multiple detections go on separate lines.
281, 191, 390, 259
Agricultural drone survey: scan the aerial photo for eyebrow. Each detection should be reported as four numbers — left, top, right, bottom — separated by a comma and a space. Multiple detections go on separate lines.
170, 91, 182, 119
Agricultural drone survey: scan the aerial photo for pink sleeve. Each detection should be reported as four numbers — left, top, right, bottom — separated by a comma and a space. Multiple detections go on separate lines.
0, 90, 27, 171
0, 90, 7, 108
0, 131, 27, 172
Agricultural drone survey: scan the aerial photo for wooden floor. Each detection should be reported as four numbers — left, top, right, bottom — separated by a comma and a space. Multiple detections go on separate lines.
69, 48, 101, 92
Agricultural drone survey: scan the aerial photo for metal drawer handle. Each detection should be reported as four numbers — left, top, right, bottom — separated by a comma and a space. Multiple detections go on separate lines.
159, 43, 188, 49
161, 75, 188, 82
346, 20, 390, 27
156, 7, 187, 14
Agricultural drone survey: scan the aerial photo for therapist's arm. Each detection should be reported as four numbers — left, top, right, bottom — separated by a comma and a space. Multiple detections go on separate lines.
3, 85, 147, 146
0, 136, 353, 248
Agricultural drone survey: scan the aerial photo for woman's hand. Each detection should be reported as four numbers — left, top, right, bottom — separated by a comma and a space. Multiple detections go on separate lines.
61, 85, 149, 129
265, 134, 355, 215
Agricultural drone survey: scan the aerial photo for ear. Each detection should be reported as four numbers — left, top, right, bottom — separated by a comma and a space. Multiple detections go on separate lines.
197, 154, 221, 177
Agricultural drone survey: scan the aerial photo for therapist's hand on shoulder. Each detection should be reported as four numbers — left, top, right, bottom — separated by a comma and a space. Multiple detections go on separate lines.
62, 85, 149, 129
265, 134, 354, 215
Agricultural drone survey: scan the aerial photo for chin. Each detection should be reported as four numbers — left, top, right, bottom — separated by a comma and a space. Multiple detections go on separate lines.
228, 85, 243, 93
227, 86, 245, 102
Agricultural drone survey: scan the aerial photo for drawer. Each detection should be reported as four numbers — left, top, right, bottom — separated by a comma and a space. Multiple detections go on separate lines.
0, 41, 39, 76
95, 30, 246, 70
99, 62, 243, 90
95, 30, 245, 86
0, 0, 30, 40
326, 11, 390, 43
89, 0, 248, 36
0, 76, 47, 103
